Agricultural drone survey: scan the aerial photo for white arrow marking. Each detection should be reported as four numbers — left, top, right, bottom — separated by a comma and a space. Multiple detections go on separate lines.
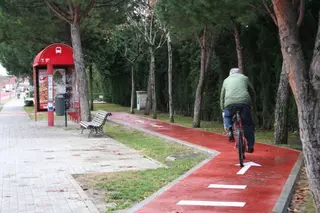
136, 120, 144, 123
236, 161, 261, 175
208, 184, 247, 189
177, 200, 246, 207
151, 124, 163, 128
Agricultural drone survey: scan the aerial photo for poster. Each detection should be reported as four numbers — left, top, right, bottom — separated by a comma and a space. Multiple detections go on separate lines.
38, 69, 48, 110
53, 68, 66, 95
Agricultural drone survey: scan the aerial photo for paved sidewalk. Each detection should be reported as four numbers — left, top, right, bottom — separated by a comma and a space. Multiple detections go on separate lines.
110, 113, 302, 213
0, 100, 161, 213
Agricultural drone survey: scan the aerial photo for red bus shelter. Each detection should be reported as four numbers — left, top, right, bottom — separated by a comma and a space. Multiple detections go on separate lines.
33, 43, 80, 126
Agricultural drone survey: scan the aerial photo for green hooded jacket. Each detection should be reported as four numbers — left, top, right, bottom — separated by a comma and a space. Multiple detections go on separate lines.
220, 73, 256, 110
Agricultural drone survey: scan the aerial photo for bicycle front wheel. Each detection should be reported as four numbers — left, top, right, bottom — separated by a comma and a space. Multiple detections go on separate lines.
238, 128, 244, 167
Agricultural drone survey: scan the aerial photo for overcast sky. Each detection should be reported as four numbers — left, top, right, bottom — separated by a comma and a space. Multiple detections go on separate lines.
0, 64, 8, 76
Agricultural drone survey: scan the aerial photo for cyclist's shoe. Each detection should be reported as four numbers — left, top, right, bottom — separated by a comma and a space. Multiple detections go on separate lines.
228, 127, 235, 142
247, 147, 254, 153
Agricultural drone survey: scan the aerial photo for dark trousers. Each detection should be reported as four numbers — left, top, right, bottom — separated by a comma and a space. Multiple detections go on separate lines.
223, 104, 255, 148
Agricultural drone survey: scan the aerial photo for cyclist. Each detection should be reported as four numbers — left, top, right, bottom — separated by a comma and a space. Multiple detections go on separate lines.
220, 68, 256, 153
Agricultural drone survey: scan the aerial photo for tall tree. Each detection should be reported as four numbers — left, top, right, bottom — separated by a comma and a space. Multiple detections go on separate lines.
166, 29, 174, 123
192, 27, 215, 127
43, 0, 128, 121
1, 0, 130, 120
127, 0, 166, 119
111, 25, 144, 114
271, 0, 320, 210
43, 0, 98, 121
263, 0, 305, 144
156, 2, 175, 122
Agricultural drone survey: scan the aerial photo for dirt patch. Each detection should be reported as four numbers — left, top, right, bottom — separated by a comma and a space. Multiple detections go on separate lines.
73, 173, 119, 213
288, 166, 315, 213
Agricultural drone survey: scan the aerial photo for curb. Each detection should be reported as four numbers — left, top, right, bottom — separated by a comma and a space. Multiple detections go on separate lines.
273, 153, 304, 213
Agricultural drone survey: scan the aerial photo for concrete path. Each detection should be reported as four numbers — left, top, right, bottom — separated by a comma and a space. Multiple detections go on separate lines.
0, 100, 161, 213
110, 113, 303, 213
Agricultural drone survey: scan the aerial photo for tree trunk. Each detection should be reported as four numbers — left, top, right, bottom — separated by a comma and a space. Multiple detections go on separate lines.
130, 64, 135, 114
272, 1, 320, 210
167, 31, 174, 123
205, 33, 215, 74
274, 62, 290, 144
306, 9, 320, 210
149, 46, 157, 119
89, 64, 94, 111
70, 23, 90, 121
233, 21, 244, 73
192, 27, 207, 128
192, 28, 215, 128
144, 65, 152, 115
272, 0, 305, 145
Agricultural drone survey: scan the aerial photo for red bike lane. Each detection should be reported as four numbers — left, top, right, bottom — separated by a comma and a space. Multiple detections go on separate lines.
109, 113, 301, 213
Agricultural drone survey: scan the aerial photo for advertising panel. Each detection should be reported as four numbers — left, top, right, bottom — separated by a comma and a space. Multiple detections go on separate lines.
38, 68, 68, 110
38, 69, 48, 110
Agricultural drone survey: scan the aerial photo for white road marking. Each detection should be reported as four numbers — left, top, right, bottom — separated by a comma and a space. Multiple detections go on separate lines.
177, 200, 246, 207
208, 184, 247, 189
151, 124, 163, 128
236, 161, 261, 175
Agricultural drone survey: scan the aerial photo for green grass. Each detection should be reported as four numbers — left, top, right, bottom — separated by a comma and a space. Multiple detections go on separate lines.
24, 105, 34, 114
94, 103, 301, 150
95, 103, 131, 112
83, 124, 206, 212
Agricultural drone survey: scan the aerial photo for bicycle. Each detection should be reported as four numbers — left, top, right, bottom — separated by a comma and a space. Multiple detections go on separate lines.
232, 109, 248, 167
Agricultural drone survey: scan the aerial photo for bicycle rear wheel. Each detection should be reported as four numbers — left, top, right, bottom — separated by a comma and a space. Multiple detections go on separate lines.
238, 129, 244, 167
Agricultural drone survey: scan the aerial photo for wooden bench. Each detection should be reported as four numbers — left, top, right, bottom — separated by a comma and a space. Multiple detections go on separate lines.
79, 110, 112, 137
